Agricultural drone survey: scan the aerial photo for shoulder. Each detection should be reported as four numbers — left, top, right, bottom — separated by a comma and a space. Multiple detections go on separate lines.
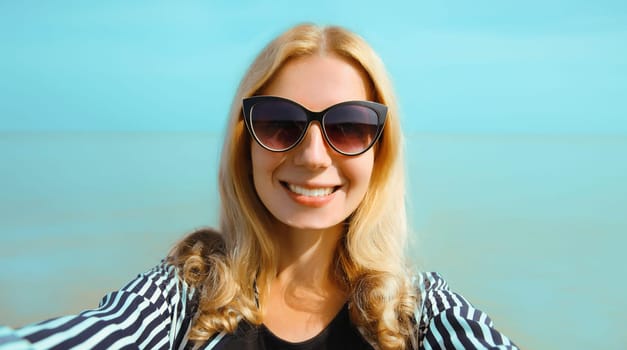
119, 259, 195, 315
415, 272, 519, 349
416, 272, 476, 322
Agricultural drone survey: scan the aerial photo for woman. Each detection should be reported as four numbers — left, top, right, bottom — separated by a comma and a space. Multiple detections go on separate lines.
0, 24, 519, 349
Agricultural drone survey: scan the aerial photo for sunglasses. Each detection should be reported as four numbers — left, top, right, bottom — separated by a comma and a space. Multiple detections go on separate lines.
242, 96, 387, 156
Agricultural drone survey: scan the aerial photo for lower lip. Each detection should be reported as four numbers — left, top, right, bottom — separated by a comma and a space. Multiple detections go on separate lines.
285, 187, 337, 207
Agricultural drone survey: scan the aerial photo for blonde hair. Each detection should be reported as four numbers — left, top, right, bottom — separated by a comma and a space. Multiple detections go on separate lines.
170, 24, 419, 349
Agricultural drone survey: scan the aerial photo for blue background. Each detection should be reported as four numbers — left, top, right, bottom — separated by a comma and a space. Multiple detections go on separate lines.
1, 1, 626, 349
2, 0, 626, 134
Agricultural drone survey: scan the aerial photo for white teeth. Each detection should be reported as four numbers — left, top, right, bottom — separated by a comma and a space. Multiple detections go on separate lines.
287, 183, 334, 197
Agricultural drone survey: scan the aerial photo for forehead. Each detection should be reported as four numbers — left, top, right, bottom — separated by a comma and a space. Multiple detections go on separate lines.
262, 54, 373, 112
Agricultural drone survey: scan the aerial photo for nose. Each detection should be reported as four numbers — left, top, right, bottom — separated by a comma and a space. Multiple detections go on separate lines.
292, 123, 333, 169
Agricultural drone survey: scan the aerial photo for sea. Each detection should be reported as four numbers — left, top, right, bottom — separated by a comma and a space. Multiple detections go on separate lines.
1, 132, 626, 349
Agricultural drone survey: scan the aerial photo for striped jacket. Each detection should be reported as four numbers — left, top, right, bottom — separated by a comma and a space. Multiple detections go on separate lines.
0, 261, 519, 349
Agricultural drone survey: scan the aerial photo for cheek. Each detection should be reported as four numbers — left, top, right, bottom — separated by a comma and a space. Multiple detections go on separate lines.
345, 151, 375, 192
251, 143, 282, 190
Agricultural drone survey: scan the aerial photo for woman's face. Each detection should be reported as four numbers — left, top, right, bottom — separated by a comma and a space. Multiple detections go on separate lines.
251, 54, 375, 233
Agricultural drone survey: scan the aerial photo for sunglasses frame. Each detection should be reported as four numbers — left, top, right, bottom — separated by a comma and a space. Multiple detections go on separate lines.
242, 95, 387, 156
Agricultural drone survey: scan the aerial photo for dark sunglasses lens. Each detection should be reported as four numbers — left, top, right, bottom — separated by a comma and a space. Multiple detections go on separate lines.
324, 105, 380, 154
250, 100, 307, 150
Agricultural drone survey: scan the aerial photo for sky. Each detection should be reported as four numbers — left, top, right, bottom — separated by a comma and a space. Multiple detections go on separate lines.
1, 0, 626, 133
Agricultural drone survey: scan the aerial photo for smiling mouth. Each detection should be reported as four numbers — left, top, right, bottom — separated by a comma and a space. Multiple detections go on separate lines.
281, 181, 340, 197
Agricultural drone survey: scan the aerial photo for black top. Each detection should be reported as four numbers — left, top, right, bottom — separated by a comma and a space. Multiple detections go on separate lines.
214, 304, 372, 350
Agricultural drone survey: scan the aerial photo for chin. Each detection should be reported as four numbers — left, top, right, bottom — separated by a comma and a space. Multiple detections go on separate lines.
283, 218, 345, 232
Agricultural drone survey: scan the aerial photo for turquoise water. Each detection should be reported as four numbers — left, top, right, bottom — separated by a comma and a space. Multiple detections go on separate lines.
1, 132, 625, 349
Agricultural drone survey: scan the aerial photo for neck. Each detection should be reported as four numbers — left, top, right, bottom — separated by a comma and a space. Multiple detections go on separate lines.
273, 222, 344, 289
261, 223, 349, 340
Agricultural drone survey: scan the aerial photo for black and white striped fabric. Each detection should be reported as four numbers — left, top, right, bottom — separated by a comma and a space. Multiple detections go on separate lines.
0, 261, 519, 349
